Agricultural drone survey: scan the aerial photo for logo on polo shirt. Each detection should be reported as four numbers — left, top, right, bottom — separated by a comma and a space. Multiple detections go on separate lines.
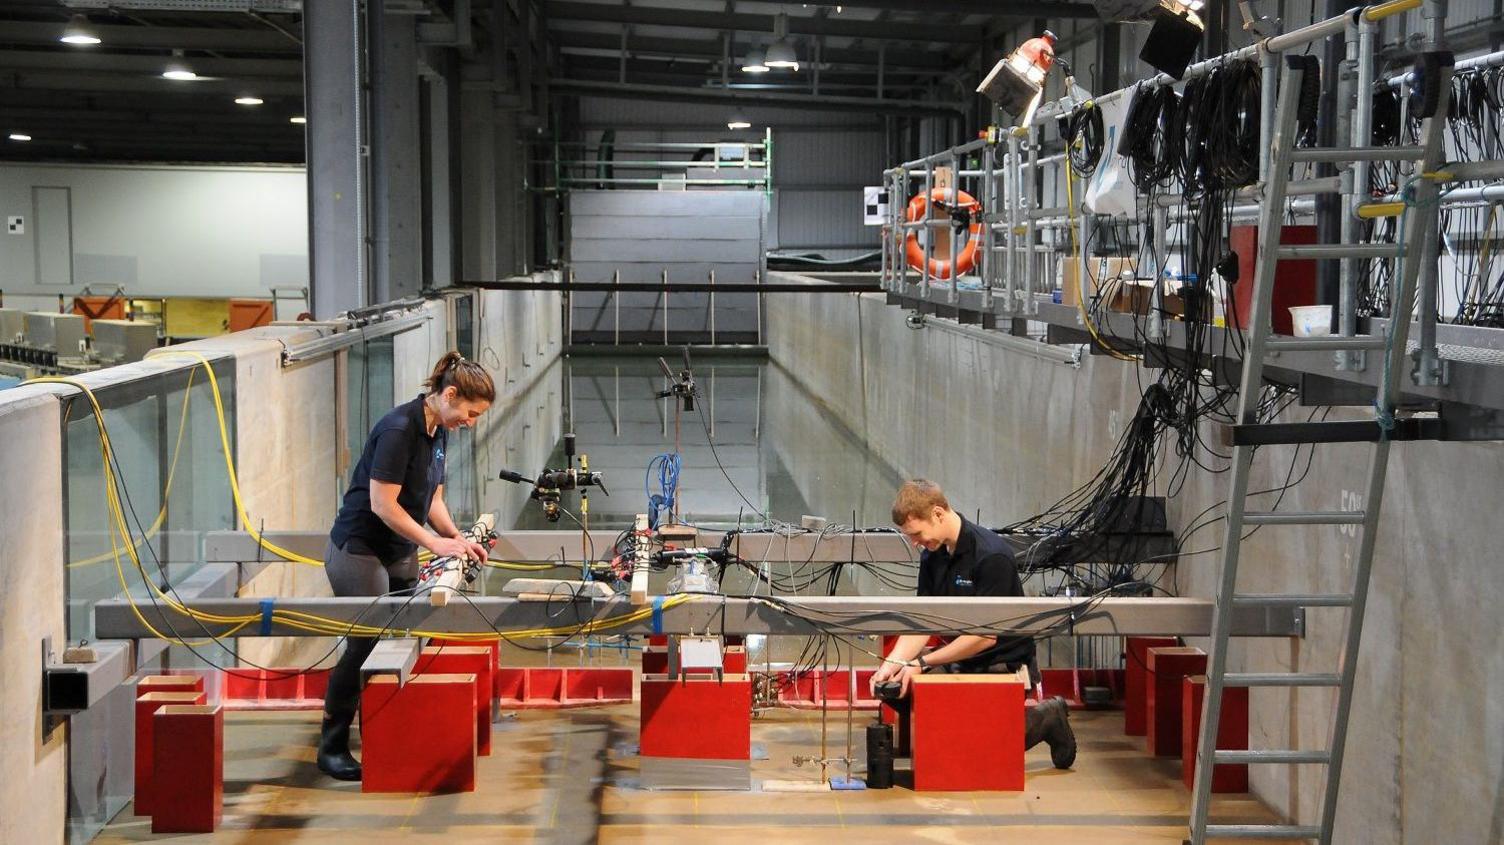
435, 446, 445, 462
954, 576, 974, 589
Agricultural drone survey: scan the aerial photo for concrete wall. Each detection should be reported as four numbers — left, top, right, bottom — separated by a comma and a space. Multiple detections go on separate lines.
0, 163, 306, 312
765, 287, 1504, 845
0, 387, 66, 845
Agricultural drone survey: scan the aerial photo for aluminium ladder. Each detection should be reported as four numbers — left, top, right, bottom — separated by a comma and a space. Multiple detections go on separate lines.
1186, 53, 1452, 844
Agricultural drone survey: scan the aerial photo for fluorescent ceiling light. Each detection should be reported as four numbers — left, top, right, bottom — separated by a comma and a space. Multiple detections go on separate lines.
9, 133, 32, 142
235, 96, 264, 106
741, 49, 770, 73
290, 116, 307, 124
765, 40, 799, 70
60, 14, 101, 45
727, 114, 752, 130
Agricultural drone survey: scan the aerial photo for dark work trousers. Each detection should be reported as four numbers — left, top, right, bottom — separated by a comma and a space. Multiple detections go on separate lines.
884, 656, 1046, 752
321, 540, 418, 723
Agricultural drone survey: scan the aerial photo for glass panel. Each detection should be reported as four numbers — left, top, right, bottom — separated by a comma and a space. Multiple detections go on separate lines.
61, 358, 236, 844
454, 293, 474, 359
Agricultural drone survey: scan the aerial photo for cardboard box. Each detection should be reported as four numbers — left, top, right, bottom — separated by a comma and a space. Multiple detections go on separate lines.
1060, 256, 1138, 308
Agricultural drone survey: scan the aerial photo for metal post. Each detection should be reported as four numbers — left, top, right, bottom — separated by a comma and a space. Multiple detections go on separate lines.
1259, 49, 1278, 182
755, 269, 764, 345
613, 269, 621, 346
1342, 20, 1377, 370
1006, 132, 1023, 315
1024, 127, 1039, 312
922, 158, 934, 303
981, 143, 995, 310
949, 150, 960, 304
662, 268, 670, 345
709, 269, 717, 346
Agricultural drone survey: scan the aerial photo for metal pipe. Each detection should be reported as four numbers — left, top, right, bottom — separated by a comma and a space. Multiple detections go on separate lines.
1024, 128, 1040, 309
949, 149, 960, 303
1343, 20, 1378, 366
1387, 46, 1504, 87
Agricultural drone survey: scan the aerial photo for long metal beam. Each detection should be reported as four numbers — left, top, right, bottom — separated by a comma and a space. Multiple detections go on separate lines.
549, 79, 965, 114
551, 29, 951, 70
796, 0, 1096, 17
94, 594, 1304, 639
545, 1, 982, 43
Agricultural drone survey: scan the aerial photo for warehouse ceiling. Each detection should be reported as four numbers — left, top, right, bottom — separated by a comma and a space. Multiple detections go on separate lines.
0, 0, 1096, 164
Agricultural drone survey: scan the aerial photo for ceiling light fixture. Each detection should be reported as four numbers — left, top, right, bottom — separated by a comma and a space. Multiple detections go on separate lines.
162, 50, 197, 81
727, 111, 752, 130
741, 48, 770, 74
765, 13, 800, 70
9, 133, 32, 142
60, 14, 101, 46
290, 116, 307, 124
235, 96, 264, 106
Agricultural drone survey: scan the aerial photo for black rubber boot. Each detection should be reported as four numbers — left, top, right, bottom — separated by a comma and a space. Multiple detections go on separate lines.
316, 714, 362, 781
1025, 697, 1077, 769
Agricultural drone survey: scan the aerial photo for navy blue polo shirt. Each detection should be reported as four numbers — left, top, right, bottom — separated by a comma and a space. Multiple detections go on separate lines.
330, 394, 447, 563
917, 515, 1036, 672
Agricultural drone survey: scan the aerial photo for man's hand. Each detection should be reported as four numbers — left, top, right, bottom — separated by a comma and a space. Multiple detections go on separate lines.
870, 657, 924, 698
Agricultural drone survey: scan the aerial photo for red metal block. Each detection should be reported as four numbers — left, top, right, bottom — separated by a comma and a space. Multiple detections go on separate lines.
911, 674, 1026, 791
137, 674, 204, 697
1124, 637, 1179, 735
220, 668, 331, 711
151, 704, 223, 833
431, 638, 500, 704
773, 668, 880, 710
642, 645, 669, 675
1182, 675, 1250, 793
1146, 646, 1208, 757
134, 690, 206, 815
640, 674, 752, 760
495, 667, 634, 708
414, 646, 494, 756
361, 674, 477, 793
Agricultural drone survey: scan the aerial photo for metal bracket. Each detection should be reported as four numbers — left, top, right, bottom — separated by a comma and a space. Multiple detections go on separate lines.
1410, 347, 1450, 386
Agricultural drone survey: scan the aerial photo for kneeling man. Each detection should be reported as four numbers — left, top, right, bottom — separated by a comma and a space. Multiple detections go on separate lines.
872, 479, 1076, 769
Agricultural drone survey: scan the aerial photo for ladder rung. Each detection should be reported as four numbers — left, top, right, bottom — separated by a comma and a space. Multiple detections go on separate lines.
1205, 824, 1325, 840
1234, 593, 1353, 608
1224, 672, 1343, 687
1265, 335, 1387, 352
1214, 749, 1331, 764
1289, 145, 1425, 163
1244, 511, 1366, 525
1277, 243, 1399, 260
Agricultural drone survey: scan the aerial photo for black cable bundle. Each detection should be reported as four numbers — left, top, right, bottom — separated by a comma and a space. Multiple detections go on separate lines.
1200, 60, 1262, 190
1066, 101, 1106, 176
1119, 83, 1180, 191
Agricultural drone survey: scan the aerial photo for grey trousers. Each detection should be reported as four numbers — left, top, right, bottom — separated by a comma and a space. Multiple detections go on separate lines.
321, 540, 418, 723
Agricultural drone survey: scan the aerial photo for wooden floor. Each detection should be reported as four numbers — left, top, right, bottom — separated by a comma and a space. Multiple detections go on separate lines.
94, 704, 1282, 844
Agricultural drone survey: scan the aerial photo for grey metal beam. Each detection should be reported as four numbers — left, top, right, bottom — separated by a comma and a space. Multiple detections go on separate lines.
796, 0, 1096, 17
560, 55, 930, 86
304, 0, 368, 319
549, 79, 965, 114
0, 20, 301, 53
0, 49, 301, 77
94, 594, 1305, 639
545, 1, 984, 43
551, 29, 951, 70
0, 69, 304, 96
369, 11, 425, 303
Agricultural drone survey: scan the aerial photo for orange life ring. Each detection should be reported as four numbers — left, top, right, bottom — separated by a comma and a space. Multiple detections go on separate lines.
904, 188, 982, 280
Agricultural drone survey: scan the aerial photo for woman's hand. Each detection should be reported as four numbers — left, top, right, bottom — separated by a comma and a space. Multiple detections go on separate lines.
428, 535, 480, 561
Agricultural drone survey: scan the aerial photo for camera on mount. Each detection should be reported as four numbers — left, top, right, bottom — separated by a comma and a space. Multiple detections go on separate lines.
497, 433, 608, 523
657, 348, 697, 412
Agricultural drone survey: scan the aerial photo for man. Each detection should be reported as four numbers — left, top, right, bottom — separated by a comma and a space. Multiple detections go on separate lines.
870, 479, 1076, 769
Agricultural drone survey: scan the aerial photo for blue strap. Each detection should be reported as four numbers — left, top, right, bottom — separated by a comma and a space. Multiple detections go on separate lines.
651, 596, 665, 635
259, 598, 275, 636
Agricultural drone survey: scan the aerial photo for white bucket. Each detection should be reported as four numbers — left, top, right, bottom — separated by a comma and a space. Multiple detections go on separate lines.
1288, 305, 1333, 337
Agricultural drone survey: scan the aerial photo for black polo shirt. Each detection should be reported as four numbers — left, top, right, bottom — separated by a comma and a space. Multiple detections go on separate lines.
330, 394, 448, 563
918, 515, 1036, 672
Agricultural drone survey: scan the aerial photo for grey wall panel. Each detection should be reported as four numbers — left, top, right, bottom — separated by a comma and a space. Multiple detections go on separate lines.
776, 188, 876, 251
570, 214, 763, 241
570, 190, 766, 218
571, 237, 762, 263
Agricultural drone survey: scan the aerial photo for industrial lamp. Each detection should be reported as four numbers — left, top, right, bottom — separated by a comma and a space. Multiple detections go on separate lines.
162, 50, 197, 81
765, 13, 800, 70
1092, 0, 1205, 79
727, 111, 753, 130
741, 48, 770, 73
977, 30, 1058, 118
60, 14, 101, 45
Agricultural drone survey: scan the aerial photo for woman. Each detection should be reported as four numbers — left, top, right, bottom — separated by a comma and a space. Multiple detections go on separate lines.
316, 351, 496, 781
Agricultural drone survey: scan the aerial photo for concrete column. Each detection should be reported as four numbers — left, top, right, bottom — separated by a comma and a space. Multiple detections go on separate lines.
304, 0, 367, 318
421, 62, 456, 289
369, 11, 424, 302
460, 87, 498, 280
